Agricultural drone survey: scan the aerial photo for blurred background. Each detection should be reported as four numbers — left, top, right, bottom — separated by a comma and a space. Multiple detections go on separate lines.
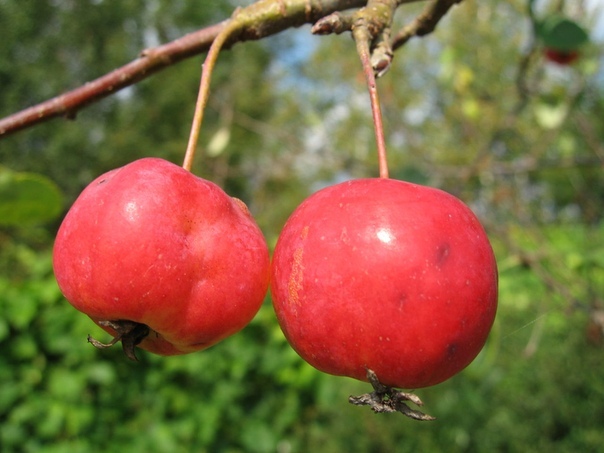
0, 0, 602, 451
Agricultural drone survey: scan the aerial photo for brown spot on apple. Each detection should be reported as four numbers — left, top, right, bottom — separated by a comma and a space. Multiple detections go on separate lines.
446, 342, 458, 360
287, 226, 308, 307
436, 243, 450, 267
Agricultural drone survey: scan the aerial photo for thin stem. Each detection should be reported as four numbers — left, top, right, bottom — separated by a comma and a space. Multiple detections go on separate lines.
353, 26, 389, 179
183, 19, 240, 171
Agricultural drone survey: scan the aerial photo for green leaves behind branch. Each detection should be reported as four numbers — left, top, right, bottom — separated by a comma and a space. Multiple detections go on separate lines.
0, 167, 63, 227
537, 15, 589, 52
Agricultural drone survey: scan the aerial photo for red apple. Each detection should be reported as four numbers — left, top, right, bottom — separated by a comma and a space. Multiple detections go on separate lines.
271, 178, 498, 389
544, 48, 579, 65
53, 157, 270, 358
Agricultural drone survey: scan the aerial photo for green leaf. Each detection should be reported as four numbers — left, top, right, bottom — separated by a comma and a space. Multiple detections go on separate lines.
0, 167, 63, 226
538, 15, 589, 51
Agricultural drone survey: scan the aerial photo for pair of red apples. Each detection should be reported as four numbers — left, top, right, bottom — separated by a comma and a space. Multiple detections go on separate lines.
53, 157, 498, 390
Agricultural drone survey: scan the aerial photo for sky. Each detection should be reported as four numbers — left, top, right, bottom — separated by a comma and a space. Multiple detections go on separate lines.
586, 0, 604, 41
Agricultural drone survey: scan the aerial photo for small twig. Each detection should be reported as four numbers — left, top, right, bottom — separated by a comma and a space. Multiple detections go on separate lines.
353, 23, 390, 178
312, 0, 399, 77
370, 28, 394, 78
349, 369, 436, 421
312, 11, 355, 35
391, 0, 463, 50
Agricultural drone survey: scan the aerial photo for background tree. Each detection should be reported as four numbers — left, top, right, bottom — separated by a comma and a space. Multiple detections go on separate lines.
0, 0, 603, 451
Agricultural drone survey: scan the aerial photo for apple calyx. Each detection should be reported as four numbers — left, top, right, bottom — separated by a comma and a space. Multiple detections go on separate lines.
87, 320, 150, 362
348, 369, 436, 421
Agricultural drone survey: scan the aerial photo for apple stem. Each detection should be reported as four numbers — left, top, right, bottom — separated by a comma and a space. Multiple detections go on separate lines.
352, 26, 390, 179
349, 369, 436, 421
182, 14, 241, 172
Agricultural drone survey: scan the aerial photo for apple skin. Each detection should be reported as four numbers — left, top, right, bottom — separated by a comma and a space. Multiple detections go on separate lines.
53, 157, 270, 356
270, 178, 498, 389
544, 48, 579, 65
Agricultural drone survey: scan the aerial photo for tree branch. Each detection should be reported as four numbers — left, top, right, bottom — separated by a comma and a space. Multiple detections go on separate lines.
0, 22, 223, 137
391, 0, 463, 50
0, 0, 428, 138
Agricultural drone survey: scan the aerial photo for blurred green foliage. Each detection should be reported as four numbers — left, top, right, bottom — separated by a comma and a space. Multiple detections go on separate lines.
1, 0, 603, 452
0, 167, 63, 227
1, 224, 602, 452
